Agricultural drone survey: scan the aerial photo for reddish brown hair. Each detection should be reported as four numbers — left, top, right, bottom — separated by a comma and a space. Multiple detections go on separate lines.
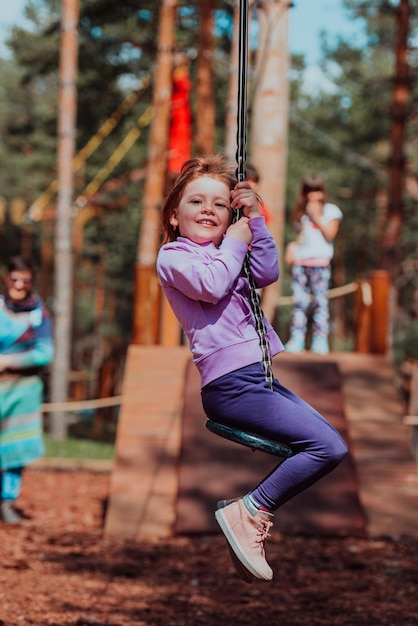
291, 174, 327, 224
160, 154, 237, 244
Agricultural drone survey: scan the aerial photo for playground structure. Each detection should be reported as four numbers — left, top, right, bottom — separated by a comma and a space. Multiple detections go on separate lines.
27, 2, 413, 543
2, 0, 415, 547
103, 347, 418, 542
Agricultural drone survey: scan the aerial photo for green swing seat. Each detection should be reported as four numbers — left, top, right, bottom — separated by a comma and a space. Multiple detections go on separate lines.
205, 418, 294, 459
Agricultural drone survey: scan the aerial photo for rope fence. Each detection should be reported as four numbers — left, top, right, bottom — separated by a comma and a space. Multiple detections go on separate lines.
278, 281, 358, 306
40, 281, 363, 415
41, 395, 123, 413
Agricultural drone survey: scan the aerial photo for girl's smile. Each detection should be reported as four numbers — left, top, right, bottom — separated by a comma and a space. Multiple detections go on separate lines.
170, 176, 232, 246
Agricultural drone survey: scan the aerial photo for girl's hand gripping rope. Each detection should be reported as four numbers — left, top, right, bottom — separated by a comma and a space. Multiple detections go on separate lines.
225, 181, 261, 245
231, 181, 260, 219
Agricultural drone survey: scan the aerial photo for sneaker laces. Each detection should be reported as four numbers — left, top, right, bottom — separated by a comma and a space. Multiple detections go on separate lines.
255, 518, 273, 544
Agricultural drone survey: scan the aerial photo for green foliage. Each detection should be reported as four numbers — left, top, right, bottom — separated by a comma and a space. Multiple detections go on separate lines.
0, 0, 238, 362
0, 0, 160, 363
393, 320, 418, 367
285, 0, 417, 360
44, 433, 115, 460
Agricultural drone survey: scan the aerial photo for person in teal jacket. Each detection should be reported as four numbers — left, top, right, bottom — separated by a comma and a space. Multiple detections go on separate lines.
0, 256, 54, 523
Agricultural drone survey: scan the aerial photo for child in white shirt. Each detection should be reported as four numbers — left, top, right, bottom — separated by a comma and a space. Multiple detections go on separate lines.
285, 175, 342, 354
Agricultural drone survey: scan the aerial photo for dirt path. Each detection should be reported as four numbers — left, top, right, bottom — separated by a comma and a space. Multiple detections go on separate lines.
0, 468, 417, 626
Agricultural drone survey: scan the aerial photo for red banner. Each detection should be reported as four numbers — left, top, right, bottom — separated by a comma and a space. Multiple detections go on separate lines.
167, 63, 192, 175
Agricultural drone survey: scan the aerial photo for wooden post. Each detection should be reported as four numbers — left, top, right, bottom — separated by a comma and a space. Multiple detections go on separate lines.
0, 197, 5, 225
403, 361, 418, 467
354, 279, 372, 353
408, 362, 418, 416
10, 197, 27, 225
370, 270, 391, 355
159, 292, 181, 346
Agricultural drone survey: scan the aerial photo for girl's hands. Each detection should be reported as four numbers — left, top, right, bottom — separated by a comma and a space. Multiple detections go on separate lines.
231, 181, 260, 219
225, 216, 252, 245
0, 354, 12, 373
305, 199, 323, 224
225, 181, 263, 245
306, 199, 340, 242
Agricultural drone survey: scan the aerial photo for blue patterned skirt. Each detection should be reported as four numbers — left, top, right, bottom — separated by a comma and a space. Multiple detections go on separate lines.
0, 375, 45, 470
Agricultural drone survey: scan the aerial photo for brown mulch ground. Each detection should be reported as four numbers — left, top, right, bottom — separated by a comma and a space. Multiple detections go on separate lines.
1, 468, 417, 626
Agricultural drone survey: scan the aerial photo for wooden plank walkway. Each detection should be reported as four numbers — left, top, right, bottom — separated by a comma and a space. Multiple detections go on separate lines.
104, 346, 418, 542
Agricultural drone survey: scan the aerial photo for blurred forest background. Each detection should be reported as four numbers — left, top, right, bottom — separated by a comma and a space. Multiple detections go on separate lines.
0, 0, 417, 441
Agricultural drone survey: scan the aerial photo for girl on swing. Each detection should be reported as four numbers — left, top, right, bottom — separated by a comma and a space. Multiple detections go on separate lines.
156, 154, 347, 583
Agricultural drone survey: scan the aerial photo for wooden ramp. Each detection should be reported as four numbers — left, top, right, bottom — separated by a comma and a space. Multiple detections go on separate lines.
176, 356, 367, 537
332, 352, 418, 538
104, 346, 189, 541
104, 347, 418, 541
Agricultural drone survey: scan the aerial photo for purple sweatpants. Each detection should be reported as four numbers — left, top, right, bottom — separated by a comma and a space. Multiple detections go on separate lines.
201, 361, 348, 511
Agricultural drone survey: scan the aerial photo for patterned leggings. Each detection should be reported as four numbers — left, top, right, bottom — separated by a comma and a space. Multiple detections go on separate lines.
289, 265, 331, 341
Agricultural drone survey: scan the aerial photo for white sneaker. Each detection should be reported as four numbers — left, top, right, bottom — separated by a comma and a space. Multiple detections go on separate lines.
311, 338, 329, 354
285, 337, 305, 353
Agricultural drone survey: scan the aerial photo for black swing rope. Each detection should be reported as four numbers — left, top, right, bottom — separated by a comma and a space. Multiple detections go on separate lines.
234, 0, 274, 390
205, 1, 292, 456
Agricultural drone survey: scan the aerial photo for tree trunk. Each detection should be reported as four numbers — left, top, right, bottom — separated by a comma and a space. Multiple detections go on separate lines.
381, 0, 410, 277
250, 0, 291, 323
49, 0, 79, 440
195, 0, 215, 155
133, 0, 178, 345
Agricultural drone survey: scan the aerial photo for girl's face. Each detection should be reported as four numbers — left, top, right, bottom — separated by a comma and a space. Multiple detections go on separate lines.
5, 270, 33, 303
170, 176, 232, 247
306, 190, 325, 208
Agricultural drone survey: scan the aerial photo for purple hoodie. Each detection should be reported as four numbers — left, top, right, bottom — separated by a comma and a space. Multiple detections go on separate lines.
156, 216, 284, 387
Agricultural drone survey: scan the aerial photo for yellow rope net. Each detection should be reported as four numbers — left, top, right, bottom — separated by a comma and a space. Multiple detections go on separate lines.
28, 74, 152, 221
74, 105, 154, 209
